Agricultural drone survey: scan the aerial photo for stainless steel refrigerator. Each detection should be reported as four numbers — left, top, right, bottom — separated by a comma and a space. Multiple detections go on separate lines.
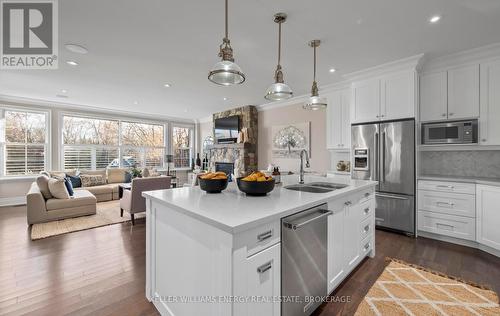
351, 119, 415, 235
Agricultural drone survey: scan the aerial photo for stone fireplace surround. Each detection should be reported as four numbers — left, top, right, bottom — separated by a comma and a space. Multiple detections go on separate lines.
207, 106, 258, 176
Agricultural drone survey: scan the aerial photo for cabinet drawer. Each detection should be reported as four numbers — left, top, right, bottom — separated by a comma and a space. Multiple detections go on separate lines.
235, 220, 280, 257
418, 190, 476, 218
359, 198, 374, 221
360, 216, 372, 240
418, 180, 475, 195
360, 236, 372, 256
418, 211, 475, 241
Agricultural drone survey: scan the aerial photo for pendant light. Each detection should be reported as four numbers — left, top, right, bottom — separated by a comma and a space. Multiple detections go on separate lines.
208, 0, 245, 86
303, 40, 327, 110
264, 13, 293, 101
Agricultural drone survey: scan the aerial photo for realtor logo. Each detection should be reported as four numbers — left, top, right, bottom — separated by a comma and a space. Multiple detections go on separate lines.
1, 0, 58, 69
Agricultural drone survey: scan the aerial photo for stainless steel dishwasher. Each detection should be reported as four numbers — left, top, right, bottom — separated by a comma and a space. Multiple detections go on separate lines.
282, 204, 332, 316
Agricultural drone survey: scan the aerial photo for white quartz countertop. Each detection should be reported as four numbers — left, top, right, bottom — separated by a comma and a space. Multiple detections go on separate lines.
419, 175, 500, 187
143, 176, 377, 234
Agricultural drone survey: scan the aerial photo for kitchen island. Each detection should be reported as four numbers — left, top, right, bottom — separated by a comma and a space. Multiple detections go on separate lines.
143, 176, 377, 316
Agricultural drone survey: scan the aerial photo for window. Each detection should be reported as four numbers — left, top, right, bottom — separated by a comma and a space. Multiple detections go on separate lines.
62, 115, 165, 170
121, 121, 165, 169
1, 109, 48, 176
63, 116, 119, 170
172, 126, 193, 169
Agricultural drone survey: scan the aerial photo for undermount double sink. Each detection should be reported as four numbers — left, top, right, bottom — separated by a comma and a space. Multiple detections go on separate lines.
284, 182, 348, 193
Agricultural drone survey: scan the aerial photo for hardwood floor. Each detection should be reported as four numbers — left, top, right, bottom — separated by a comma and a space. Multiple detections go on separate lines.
1, 205, 499, 316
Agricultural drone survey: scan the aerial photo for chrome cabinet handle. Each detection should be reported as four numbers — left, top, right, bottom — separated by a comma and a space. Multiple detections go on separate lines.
257, 230, 273, 242
344, 201, 352, 206
257, 261, 272, 274
375, 217, 385, 222
364, 243, 370, 251
436, 201, 455, 207
482, 139, 487, 142
364, 192, 370, 198
449, 113, 454, 116
436, 185, 454, 189
364, 207, 370, 215
364, 225, 370, 233
442, 113, 446, 117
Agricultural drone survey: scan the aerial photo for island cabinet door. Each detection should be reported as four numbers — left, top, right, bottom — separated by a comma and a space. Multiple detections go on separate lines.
344, 200, 362, 272
244, 243, 281, 316
327, 207, 345, 293
476, 185, 500, 251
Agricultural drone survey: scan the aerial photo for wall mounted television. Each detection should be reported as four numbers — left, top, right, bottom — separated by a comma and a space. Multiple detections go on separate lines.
214, 115, 240, 144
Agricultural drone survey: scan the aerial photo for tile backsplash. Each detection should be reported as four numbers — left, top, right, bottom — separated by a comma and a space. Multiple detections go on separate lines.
420, 150, 500, 179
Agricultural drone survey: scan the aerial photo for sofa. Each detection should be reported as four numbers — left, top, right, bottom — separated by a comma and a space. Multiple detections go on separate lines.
42, 168, 129, 202
27, 182, 97, 225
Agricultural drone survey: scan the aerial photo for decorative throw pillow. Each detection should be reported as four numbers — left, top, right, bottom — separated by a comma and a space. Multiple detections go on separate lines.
64, 177, 74, 196
106, 168, 127, 184
36, 175, 53, 199
48, 178, 70, 199
80, 174, 106, 187
66, 174, 82, 188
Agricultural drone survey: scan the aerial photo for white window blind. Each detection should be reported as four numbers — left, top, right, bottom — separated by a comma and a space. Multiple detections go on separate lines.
1, 109, 48, 176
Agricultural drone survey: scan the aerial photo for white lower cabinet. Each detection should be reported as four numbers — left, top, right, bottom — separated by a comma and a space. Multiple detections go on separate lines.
244, 243, 281, 316
327, 190, 375, 294
476, 185, 500, 251
418, 180, 500, 257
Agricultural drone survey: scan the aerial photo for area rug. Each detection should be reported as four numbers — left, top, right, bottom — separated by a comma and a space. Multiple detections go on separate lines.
355, 258, 500, 315
30, 200, 144, 240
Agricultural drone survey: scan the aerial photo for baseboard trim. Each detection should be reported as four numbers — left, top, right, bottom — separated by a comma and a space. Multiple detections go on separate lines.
0, 196, 26, 207
418, 231, 500, 258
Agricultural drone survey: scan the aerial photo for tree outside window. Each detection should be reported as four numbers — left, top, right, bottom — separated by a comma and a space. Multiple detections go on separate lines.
3, 110, 47, 176
172, 126, 192, 169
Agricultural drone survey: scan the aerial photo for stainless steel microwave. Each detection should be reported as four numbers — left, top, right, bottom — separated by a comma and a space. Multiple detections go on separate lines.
422, 120, 478, 144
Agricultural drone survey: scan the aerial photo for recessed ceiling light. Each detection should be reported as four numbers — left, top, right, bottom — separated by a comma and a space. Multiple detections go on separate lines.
223, 97, 228, 101
329, 68, 336, 73
133, 101, 139, 105
66, 60, 78, 66
429, 15, 442, 23
164, 83, 171, 88
65, 44, 88, 54
61, 89, 68, 93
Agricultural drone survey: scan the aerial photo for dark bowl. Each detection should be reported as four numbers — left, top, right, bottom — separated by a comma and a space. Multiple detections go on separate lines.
199, 177, 228, 193
236, 177, 275, 196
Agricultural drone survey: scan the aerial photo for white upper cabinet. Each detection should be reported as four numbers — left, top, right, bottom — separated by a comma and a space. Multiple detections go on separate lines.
476, 185, 500, 251
480, 59, 500, 145
352, 71, 416, 124
326, 89, 351, 150
448, 64, 480, 120
420, 72, 448, 121
381, 70, 416, 120
420, 64, 480, 122
352, 79, 380, 123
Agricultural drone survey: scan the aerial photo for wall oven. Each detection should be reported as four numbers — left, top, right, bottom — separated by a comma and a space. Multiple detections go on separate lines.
422, 120, 478, 145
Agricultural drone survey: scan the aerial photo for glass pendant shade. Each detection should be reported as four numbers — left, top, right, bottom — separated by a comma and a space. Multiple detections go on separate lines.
264, 13, 292, 101
208, 0, 245, 86
304, 40, 327, 110
208, 60, 245, 86
265, 82, 293, 101
303, 95, 327, 110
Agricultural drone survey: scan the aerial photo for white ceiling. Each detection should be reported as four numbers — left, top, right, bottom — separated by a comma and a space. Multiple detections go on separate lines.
1, 0, 500, 120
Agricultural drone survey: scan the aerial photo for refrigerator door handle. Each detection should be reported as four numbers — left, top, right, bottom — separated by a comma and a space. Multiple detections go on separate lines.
381, 131, 386, 183
374, 132, 379, 181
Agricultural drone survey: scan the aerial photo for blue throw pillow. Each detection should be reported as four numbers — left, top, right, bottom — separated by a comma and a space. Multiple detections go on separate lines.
67, 174, 82, 188
64, 177, 74, 197
125, 171, 132, 183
